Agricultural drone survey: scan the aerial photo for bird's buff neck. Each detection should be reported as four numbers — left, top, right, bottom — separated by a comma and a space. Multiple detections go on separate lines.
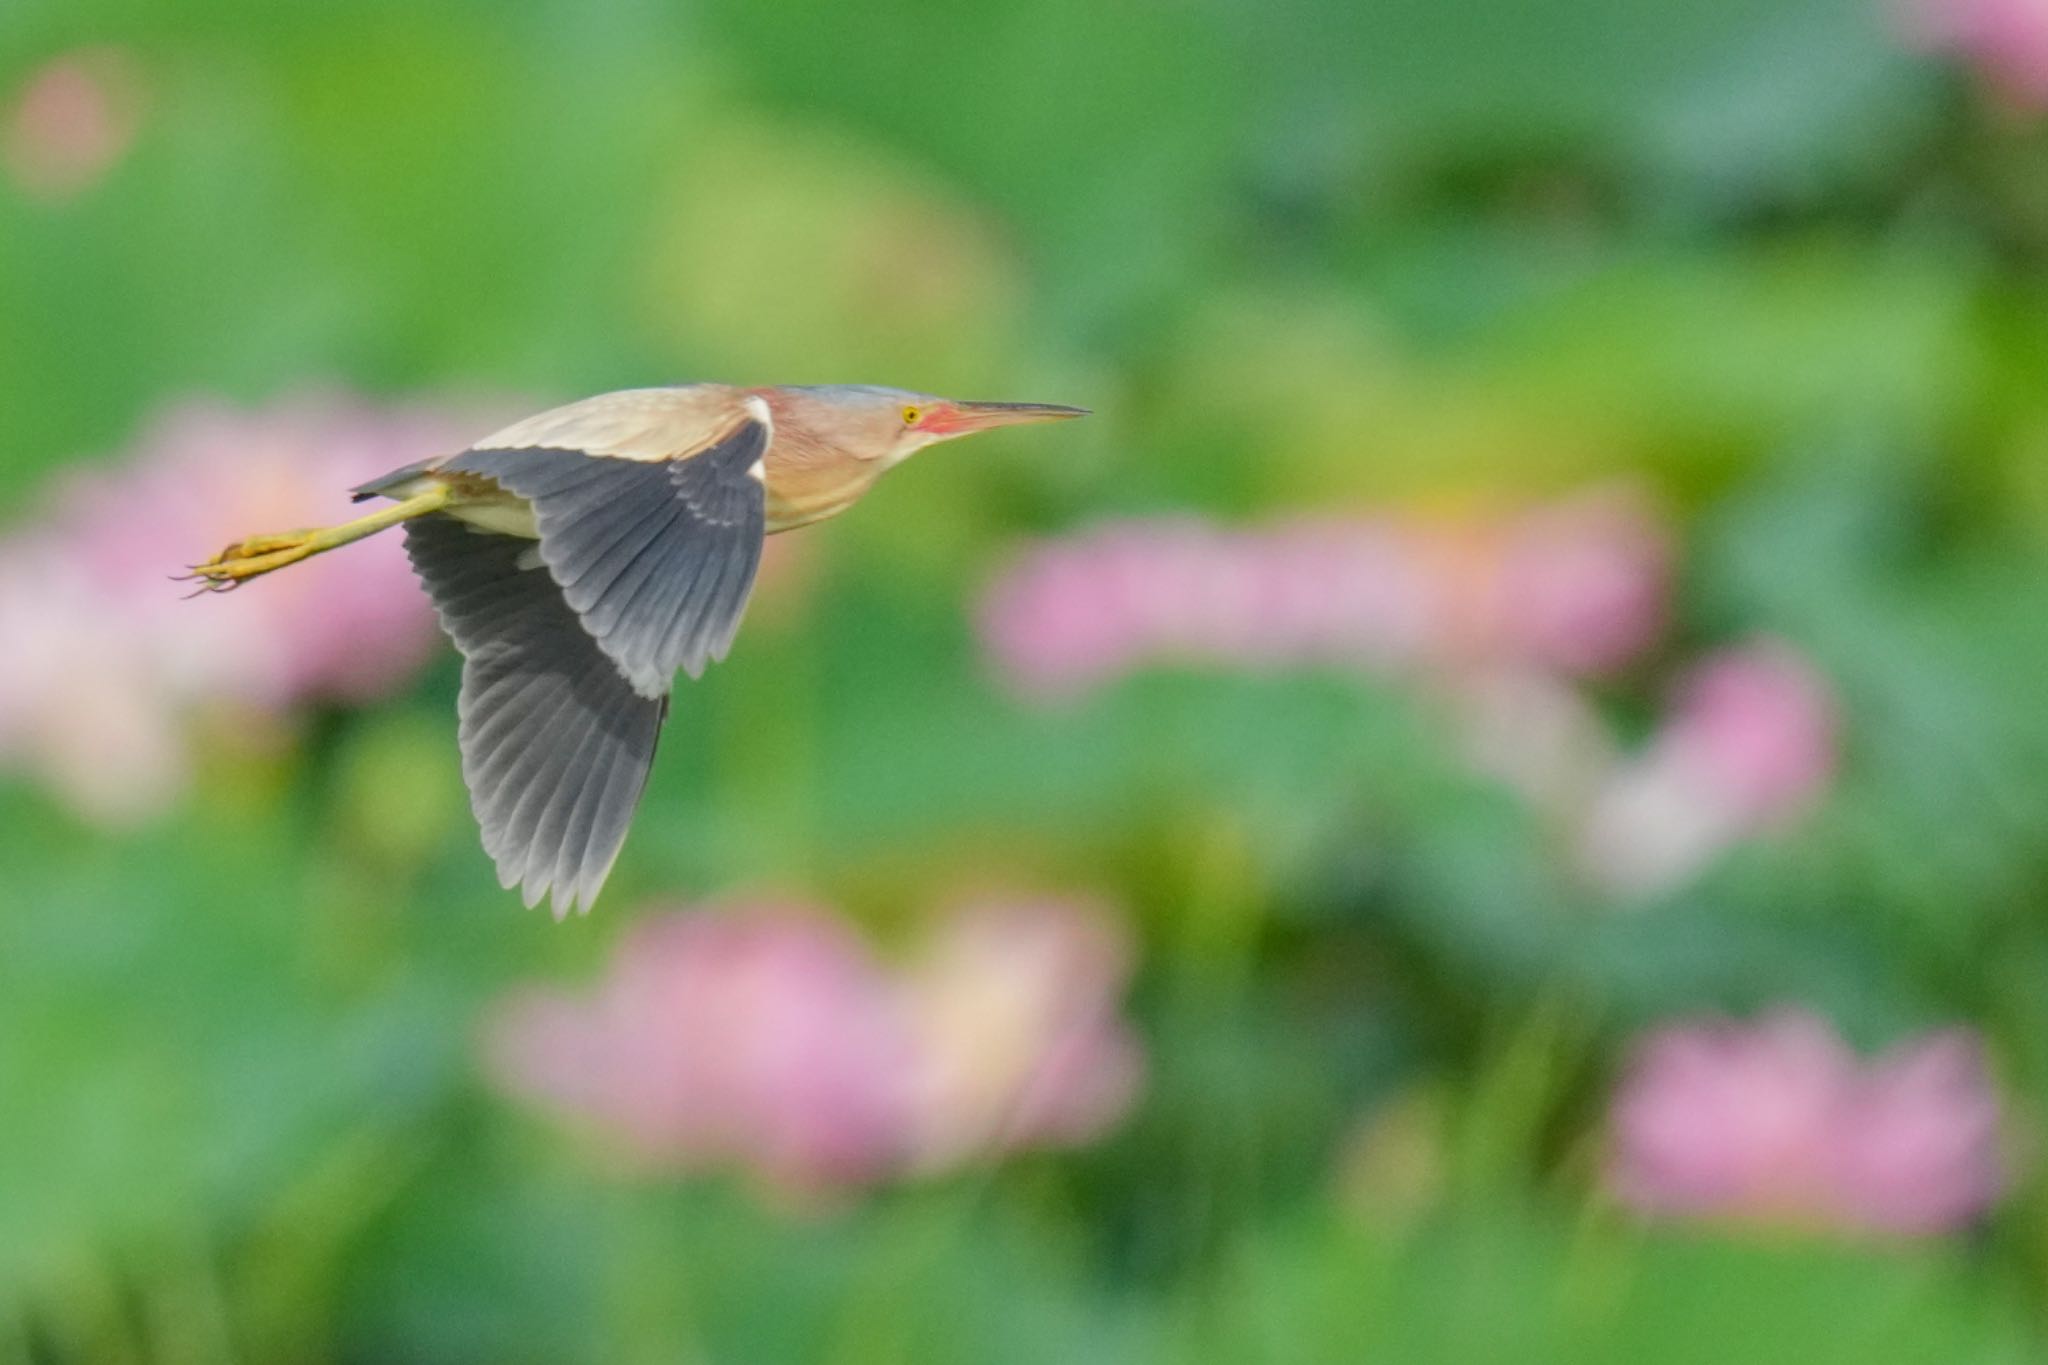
757, 392, 891, 533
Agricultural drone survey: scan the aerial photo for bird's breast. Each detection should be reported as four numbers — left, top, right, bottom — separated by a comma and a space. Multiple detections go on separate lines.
762, 452, 878, 534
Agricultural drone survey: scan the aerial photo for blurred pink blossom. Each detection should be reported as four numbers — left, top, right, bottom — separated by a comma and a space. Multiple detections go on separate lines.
978, 497, 1837, 902
1452, 668, 1619, 818
486, 904, 913, 1194
0, 543, 185, 824
977, 485, 1667, 700
0, 390, 499, 822
898, 898, 1144, 1170
1493, 487, 1671, 676
1608, 1009, 2006, 1236
3, 48, 143, 202
1901, 0, 2048, 109
483, 895, 1145, 1199
1662, 642, 1841, 823
1576, 640, 1840, 898
56, 393, 475, 709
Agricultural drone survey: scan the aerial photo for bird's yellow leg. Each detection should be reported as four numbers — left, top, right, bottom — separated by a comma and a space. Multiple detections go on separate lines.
181, 485, 451, 591
214, 531, 323, 556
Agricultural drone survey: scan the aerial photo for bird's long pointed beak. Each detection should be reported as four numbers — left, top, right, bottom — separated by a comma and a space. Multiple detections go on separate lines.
922, 400, 1090, 437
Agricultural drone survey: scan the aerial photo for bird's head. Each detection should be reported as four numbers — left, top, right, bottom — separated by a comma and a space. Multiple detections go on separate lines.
774, 385, 1088, 469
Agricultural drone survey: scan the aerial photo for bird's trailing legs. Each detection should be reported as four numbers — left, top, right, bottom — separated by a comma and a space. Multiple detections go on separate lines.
178, 485, 451, 591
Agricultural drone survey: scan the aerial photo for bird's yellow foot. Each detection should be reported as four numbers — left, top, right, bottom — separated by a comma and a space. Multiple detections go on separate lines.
177, 530, 320, 592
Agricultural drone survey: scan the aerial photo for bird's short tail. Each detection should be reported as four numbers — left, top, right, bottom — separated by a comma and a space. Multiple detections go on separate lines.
177, 485, 451, 593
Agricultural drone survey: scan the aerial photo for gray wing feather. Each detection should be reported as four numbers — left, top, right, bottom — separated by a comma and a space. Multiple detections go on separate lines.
404, 515, 666, 917
444, 417, 768, 697
350, 457, 437, 502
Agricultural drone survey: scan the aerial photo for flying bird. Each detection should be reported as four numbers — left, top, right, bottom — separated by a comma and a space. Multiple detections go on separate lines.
181, 383, 1087, 915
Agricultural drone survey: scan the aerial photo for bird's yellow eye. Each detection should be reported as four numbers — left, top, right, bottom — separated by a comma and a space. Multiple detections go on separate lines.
901, 405, 922, 426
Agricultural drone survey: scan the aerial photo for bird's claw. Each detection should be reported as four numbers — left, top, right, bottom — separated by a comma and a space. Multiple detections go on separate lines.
174, 530, 319, 593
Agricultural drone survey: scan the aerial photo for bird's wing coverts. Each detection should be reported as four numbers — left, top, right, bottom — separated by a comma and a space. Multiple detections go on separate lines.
444, 415, 769, 697
349, 456, 437, 503
405, 515, 666, 917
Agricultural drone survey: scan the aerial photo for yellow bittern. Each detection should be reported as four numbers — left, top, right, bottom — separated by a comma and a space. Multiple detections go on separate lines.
181, 383, 1087, 915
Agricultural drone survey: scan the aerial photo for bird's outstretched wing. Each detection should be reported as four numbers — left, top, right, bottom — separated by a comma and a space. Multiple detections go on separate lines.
443, 411, 770, 698
405, 515, 666, 917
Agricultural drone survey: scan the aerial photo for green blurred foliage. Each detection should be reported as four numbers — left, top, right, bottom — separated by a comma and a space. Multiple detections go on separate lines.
7, 0, 2048, 1358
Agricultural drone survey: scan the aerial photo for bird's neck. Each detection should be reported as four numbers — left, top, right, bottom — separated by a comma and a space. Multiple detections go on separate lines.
759, 416, 881, 534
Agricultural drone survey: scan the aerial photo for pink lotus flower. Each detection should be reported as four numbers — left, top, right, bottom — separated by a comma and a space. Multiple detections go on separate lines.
0, 541, 185, 824
898, 898, 1144, 1170
486, 904, 913, 1195
1608, 1009, 2006, 1236
482, 895, 1145, 1199
1452, 668, 1620, 817
56, 392, 482, 709
1902, 0, 2048, 109
977, 516, 1435, 699
3, 49, 143, 203
978, 500, 1844, 903
1493, 487, 1671, 678
1576, 640, 1840, 898
976, 485, 1668, 700
0, 390, 500, 822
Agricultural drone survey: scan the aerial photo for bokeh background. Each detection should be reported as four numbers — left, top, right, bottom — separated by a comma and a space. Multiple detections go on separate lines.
7, 0, 2048, 1359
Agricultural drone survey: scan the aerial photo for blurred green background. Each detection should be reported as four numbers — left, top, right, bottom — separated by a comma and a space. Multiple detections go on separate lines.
9, 0, 2048, 1359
